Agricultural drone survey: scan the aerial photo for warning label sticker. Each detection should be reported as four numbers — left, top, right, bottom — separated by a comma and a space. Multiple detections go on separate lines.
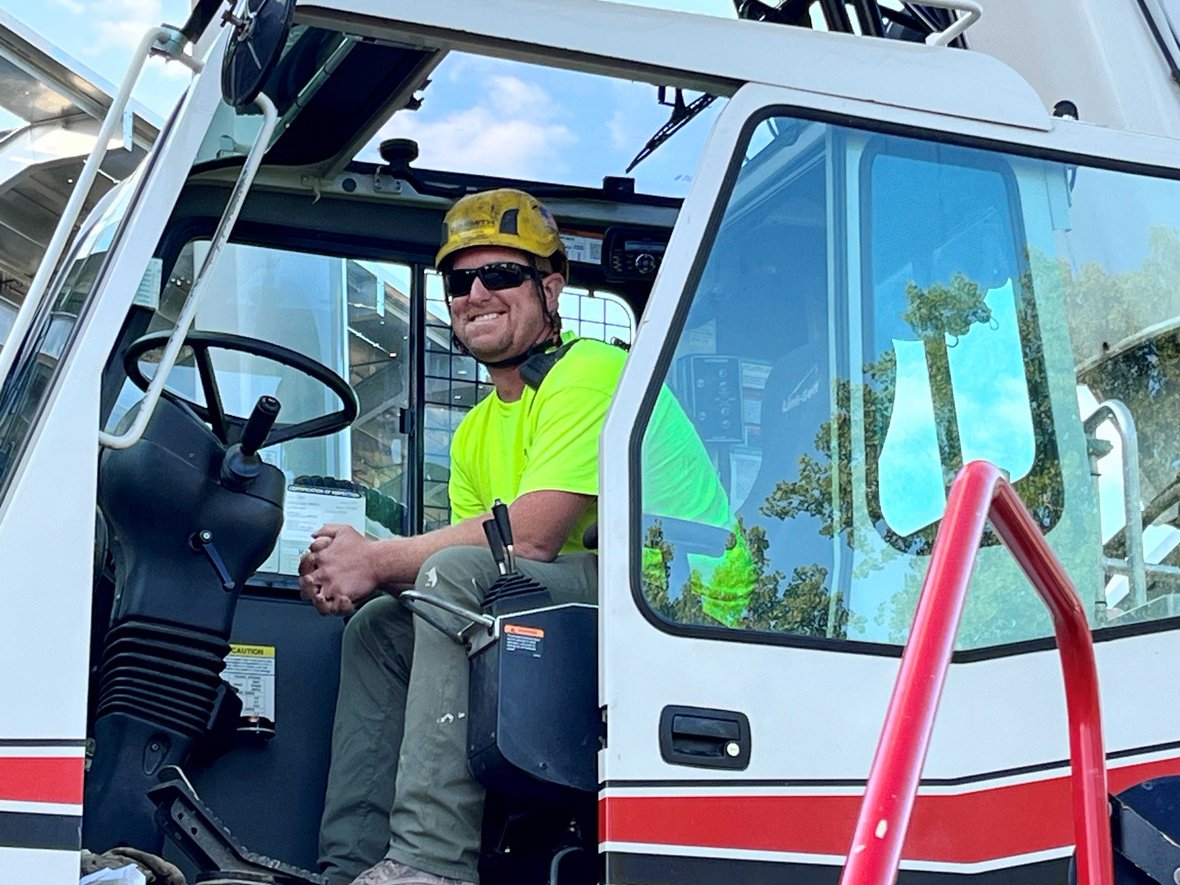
224, 644, 276, 720
504, 623, 544, 657
559, 233, 602, 265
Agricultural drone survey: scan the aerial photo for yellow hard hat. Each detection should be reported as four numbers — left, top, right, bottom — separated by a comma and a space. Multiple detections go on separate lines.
436, 188, 567, 277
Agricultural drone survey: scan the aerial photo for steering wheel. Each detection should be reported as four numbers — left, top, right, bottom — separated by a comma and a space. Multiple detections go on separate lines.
123, 330, 359, 448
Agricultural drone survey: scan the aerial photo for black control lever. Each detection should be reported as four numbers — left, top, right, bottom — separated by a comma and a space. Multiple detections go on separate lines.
483, 519, 507, 575
240, 395, 281, 457
220, 395, 281, 490
190, 530, 235, 591
492, 499, 515, 573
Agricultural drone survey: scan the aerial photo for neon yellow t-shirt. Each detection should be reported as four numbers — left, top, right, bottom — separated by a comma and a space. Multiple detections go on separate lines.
448, 335, 730, 555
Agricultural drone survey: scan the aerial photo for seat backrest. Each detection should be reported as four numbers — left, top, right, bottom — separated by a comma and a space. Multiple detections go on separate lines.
740, 339, 829, 517
737, 337, 835, 586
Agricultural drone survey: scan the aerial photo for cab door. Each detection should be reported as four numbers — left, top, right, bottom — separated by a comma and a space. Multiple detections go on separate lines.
599, 73, 1180, 882
0, 44, 226, 881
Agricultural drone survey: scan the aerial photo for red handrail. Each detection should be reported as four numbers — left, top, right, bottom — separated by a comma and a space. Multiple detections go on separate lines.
840, 460, 1112, 885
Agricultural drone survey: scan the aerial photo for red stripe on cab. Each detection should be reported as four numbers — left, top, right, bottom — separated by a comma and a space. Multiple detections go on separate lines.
0, 756, 85, 805
601, 755, 1180, 864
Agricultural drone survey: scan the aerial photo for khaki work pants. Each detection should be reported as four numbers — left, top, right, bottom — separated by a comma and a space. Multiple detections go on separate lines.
318, 546, 598, 883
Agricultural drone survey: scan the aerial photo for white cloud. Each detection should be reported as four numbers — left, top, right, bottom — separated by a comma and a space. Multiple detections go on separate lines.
356, 44, 712, 194
374, 106, 577, 180
21, 0, 167, 55
487, 75, 552, 117
603, 83, 678, 156
442, 54, 477, 85
365, 72, 577, 180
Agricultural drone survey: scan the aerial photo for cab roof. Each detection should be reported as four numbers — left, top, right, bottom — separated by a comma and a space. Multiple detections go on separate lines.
250, 0, 1050, 175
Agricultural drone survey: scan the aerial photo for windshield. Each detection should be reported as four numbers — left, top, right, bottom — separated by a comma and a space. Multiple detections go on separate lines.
358, 53, 725, 198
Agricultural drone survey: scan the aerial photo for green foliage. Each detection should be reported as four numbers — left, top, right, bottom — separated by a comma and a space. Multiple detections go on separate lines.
642, 521, 706, 624
901, 274, 992, 341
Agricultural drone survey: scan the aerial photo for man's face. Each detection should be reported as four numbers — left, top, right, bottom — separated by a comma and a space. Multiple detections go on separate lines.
447, 246, 560, 364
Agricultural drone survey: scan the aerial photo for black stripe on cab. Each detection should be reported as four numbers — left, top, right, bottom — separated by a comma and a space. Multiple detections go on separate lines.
0, 811, 81, 851
604, 852, 1068, 884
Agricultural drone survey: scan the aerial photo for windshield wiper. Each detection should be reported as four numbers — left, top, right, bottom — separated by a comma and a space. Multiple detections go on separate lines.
625, 87, 717, 173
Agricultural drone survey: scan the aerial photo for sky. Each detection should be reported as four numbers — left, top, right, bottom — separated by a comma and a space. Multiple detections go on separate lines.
0, 0, 739, 195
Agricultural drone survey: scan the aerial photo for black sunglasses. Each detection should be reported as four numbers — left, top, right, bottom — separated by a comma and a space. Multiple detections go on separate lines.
444, 262, 540, 300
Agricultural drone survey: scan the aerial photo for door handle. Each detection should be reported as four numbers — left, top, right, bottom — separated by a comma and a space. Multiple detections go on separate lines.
659, 705, 750, 770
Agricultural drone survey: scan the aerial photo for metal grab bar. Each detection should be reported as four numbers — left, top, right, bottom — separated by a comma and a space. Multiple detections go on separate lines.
1083, 399, 1146, 612
98, 91, 278, 449
840, 460, 1112, 885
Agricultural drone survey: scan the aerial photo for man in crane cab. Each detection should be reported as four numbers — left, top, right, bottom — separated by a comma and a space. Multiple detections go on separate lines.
298, 188, 743, 885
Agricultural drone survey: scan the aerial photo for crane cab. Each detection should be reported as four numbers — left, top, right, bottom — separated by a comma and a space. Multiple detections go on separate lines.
5, 2, 1180, 883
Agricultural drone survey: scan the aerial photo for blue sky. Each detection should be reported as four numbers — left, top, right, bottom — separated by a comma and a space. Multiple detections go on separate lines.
1, 0, 738, 195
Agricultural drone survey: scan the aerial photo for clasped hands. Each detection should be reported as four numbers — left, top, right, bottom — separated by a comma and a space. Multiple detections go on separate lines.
298, 524, 379, 616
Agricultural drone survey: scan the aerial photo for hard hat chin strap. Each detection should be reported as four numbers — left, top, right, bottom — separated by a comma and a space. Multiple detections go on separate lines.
479, 334, 563, 370
448, 327, 562, 369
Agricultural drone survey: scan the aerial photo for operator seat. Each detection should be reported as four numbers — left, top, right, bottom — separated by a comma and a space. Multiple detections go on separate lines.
737, 328, 836, 606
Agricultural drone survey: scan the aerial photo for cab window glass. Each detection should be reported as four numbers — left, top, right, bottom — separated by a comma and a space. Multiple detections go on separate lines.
1062, 166, 1180, 625
0, 171, 142, 485
638, 114, 1180, 651
864, 146, 1058, 549
640, 118, 841, 637
107, 240, 413, 572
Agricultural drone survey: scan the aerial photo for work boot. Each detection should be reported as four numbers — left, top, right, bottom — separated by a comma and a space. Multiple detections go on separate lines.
349, 859, 475, 885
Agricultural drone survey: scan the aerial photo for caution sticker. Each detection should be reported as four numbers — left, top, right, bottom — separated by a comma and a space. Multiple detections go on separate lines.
504, 623, 544, 657
224, 644, 276, 720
